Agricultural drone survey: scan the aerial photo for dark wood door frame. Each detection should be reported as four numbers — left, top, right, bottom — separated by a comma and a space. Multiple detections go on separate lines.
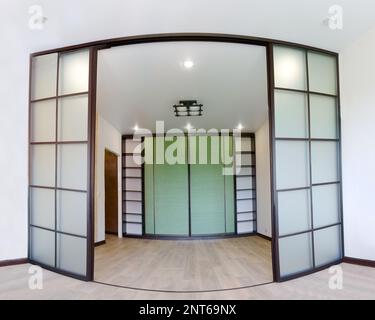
30, 33, 343, 283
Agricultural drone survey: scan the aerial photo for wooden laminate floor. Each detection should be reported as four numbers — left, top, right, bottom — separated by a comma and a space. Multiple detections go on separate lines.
94, 235, 273, 291
0, 262, 374, 299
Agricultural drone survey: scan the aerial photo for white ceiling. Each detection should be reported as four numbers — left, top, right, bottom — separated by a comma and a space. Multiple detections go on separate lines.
5, 0, 375, 56
97, 42, 268, 134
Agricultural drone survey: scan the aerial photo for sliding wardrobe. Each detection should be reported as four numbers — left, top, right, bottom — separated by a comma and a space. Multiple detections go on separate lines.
144, 135, 235, 237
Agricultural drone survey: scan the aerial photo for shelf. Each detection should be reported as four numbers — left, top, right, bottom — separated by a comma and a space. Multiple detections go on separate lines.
123, 152, 142, 156
124, 199, 142, 203
237, 198, 255, 201
237, 219, 256, 223
236, 175, 255, 178
237, 210, 256, 214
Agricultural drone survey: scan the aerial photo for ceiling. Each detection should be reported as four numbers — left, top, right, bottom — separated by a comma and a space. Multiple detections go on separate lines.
5, 0, 375, 57
97, 41, 268, 134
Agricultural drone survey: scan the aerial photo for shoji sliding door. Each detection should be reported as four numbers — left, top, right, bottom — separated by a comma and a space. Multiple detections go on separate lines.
29, 49, 94, 280
271, 45, 343, 280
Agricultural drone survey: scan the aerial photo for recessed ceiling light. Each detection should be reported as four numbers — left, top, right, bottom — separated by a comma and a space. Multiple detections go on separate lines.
237, 124, 244, 130
133, 125, 139, 131
185, 123, 193, 131
183, 60, 194, 69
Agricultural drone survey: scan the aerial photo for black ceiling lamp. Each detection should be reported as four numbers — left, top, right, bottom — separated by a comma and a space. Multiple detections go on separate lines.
173, 100, 203, 117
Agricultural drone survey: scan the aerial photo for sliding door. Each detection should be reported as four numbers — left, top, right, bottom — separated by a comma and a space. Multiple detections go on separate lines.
145, 136, 189, 236
271, 45, 343, 280
190, 135, 235, 235
144, 135, 234, 237
29, 49, 95, 280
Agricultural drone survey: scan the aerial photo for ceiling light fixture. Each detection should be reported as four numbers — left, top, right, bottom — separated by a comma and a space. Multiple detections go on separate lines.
133, 125, 139, 131
174, 100, 203, 117
237, 124, 244, 130
183, 60, 194, 69
185, 123, 193, 131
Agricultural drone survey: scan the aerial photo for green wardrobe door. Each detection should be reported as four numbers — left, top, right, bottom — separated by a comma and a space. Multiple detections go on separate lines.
144, 137, 155, 234
154, 136, 189, 236
190, 136, 230, 235
191, 164, 226, 235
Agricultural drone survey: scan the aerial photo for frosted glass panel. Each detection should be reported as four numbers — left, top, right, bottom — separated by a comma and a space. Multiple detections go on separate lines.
59, 50, 89, 95
276, 141, 309, 189
57, 234, 87, 276
275, 90, 308, 138
279, 233, 313, 277
57, 144, 87, 190
311, 142, 338, 184
310, 95, 338, 139
31, 53, 57, 100
31, 144, 55, 187
30, 187, 55, 229
31, 100, 56, 142
313, 184, 340, 228
278, 189, 311, 236
57, 190, 87, 236
314, 226, 342, 267
30, 227, 55, 267
58, 95, 88, 141
274, 46, 307, 90
308, 52, 337, 95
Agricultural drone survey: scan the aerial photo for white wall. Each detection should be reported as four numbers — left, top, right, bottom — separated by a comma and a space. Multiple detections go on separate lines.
340, 27, 375, 261
255, 120, 272, 238
95, 114, 122, 243
1, 0, 374, 262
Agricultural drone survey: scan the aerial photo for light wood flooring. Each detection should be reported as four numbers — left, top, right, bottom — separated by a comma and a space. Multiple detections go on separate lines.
94, 235, 273, 291
0, 262, 374, 299
1, 235, 375, 299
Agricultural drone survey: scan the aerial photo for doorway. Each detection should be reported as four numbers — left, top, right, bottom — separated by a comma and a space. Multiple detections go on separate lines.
104, 150, 118, 236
